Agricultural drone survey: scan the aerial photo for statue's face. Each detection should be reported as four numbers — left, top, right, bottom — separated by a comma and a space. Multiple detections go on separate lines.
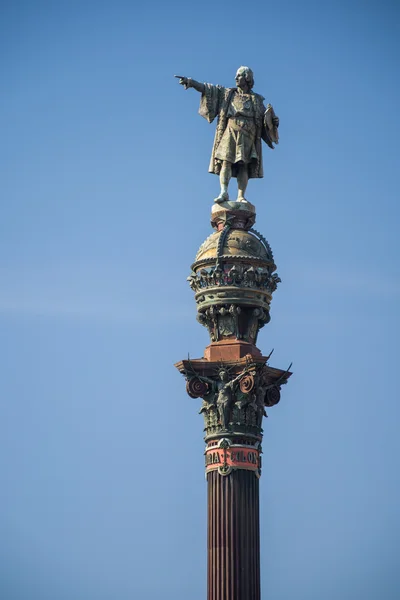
219, 371, 228, 382
235, 68, 247, 89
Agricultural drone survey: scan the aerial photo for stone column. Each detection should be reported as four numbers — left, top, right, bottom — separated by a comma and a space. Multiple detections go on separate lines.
207, 464, 260, 600
175, 200, 291, 600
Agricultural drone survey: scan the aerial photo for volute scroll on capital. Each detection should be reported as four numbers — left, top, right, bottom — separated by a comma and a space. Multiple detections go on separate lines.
180, 361, 291, 438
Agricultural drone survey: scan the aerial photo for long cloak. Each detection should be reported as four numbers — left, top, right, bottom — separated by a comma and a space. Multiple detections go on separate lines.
198, 83, 277, 179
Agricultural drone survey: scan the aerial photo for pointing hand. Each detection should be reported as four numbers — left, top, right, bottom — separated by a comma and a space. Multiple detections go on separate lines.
175, 75, 190, 89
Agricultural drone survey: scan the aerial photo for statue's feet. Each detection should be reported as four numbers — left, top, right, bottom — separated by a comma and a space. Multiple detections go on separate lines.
214, 191, 229, 204
236, 196, 248, 203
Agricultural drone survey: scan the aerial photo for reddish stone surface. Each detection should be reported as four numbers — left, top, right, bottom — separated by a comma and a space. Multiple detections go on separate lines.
204, 339, 262, 362
205, 444, 260, 474
207, 469, 260, 600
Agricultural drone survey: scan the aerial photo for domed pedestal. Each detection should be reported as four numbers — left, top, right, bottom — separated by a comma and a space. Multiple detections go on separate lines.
188, 202, 279, 347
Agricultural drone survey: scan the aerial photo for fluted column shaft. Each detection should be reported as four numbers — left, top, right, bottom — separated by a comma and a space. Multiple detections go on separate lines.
207, 470, 260, 600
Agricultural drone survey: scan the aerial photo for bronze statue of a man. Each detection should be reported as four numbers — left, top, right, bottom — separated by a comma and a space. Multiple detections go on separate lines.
176, 66, 279, 203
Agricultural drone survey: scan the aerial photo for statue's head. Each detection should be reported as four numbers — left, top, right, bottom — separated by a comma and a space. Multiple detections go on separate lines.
235, 66, 254, 90
219, 370, 229, 382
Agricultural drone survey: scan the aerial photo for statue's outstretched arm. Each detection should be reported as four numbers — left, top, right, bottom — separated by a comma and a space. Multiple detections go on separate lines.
232, 370, 248, 386
196, 374, 216, 387
175, 75, 205, 94
231, 364, 256, 387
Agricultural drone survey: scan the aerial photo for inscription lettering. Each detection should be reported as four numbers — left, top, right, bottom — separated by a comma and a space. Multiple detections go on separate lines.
206, 451, 222, 466
205, 445, 261, 473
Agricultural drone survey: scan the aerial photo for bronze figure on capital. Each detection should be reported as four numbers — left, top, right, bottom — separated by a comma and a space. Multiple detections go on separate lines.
175, 67, 279, 204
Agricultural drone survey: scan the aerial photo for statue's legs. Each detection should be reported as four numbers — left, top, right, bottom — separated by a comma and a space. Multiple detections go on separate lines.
215, 161, 249, 203
237, 164, 249, 202
217, 401, 229, 430
215, 161, 232, 203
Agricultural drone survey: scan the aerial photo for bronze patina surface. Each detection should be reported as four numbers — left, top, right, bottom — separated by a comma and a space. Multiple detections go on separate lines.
175, 70, 289, 600
175, 67, 279, 204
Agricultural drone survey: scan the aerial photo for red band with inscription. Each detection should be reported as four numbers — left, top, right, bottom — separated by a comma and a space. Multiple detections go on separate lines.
205, 441, 261, 476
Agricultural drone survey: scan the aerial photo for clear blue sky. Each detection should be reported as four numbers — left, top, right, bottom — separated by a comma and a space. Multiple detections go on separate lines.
1, 1, 399, 599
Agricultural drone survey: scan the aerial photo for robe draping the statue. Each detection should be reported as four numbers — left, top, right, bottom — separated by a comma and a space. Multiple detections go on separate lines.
198, 83, 278, 179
